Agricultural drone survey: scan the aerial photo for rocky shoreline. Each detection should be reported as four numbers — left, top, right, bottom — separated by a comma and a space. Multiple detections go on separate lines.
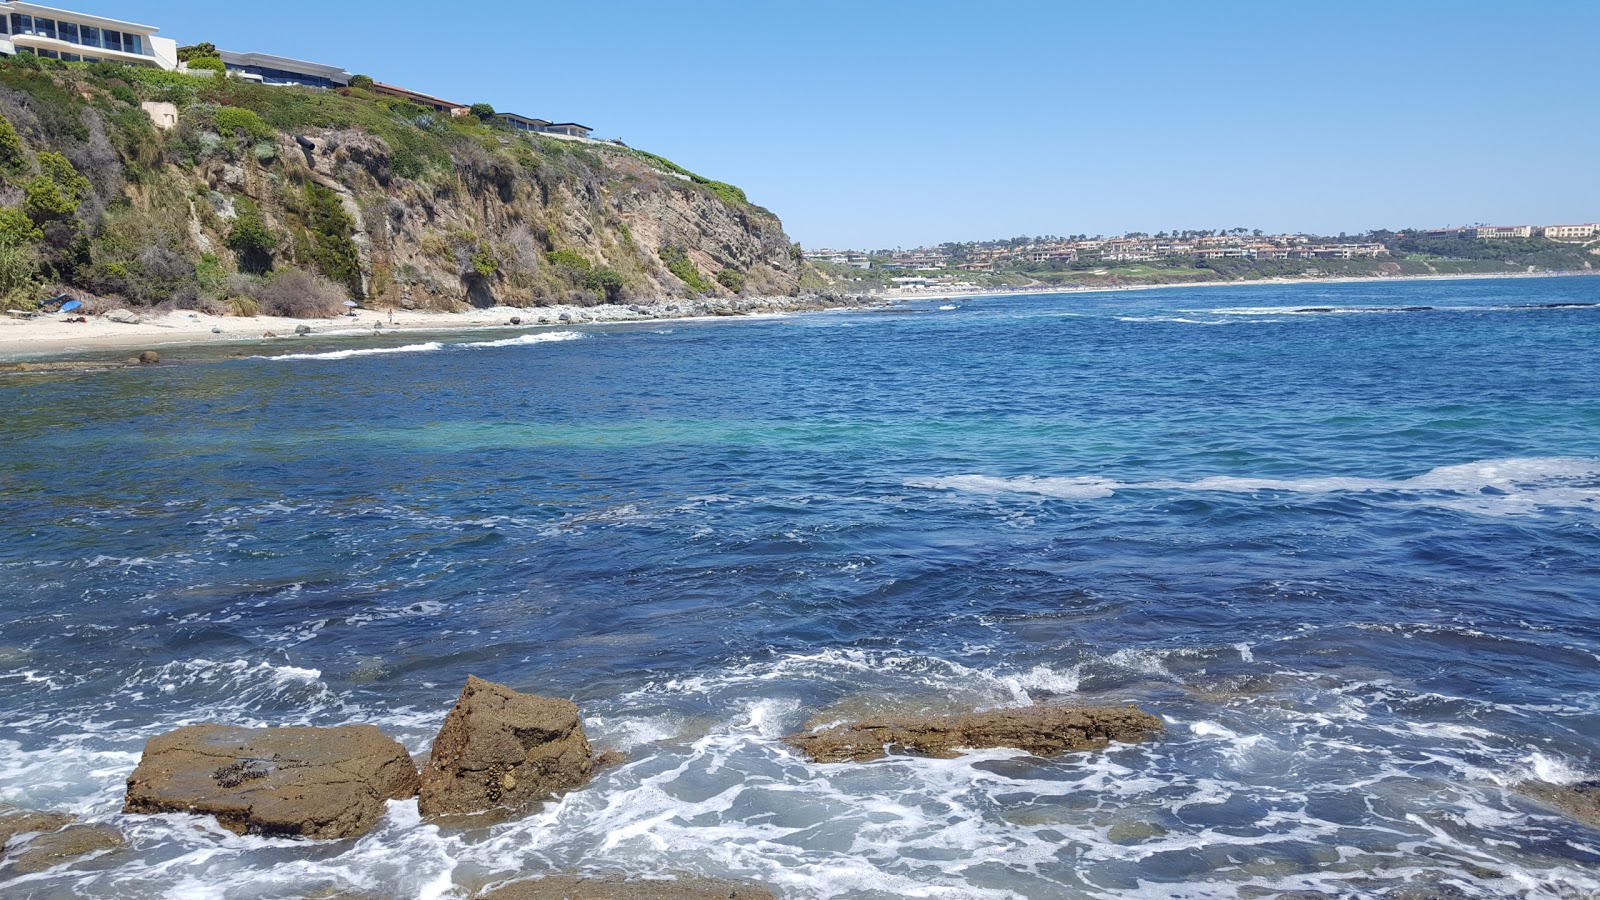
0, 291, 883, 367
3, 675, 1167, 896
6, 677, 1598, 896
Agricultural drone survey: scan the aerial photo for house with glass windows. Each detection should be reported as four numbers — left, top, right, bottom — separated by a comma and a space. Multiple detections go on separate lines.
0, 2, 177, 68
217, 50, 350, 89
543, 123, 593, 139
497, 112, 553, 135
369, 81, 469, 117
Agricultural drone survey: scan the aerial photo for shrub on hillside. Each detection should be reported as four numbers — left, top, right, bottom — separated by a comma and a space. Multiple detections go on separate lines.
186, 57, 225, 76
584, 266, 625, 303
658, 244, 711, 294
716, 267, 745, 293
216, 106, 274, 143
0, 113, 25, 173
247, 268, 346, 317
224, 200, 275, 274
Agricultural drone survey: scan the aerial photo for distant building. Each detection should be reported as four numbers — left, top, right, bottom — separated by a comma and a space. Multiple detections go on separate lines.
1470, 225, 1533, 240
496, 112, 553, 135
369, 82, 469, 116
1539, 223, 1598, 240
0, 2, 177, 69
217, 50, 350, 89
543, 122, 593, 139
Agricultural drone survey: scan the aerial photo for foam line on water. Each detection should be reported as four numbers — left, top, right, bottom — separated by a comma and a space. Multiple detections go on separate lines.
258, 331, 584, 360
908, 456, 1600, 515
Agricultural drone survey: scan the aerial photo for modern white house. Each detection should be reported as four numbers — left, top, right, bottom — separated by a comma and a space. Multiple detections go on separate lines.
544, 122, 593, 139
496, 112, 553, 134
217, 50, 350, 89
0, 1, 176, 69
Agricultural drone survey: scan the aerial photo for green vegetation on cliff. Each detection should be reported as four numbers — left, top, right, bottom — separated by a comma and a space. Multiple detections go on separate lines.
0, 54, 797, 312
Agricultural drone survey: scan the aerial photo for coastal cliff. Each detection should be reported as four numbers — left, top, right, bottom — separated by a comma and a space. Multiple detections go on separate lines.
0, 58, 801, 314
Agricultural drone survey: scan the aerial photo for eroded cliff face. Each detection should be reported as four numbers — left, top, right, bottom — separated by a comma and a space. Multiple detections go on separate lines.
187, 128, 800, 309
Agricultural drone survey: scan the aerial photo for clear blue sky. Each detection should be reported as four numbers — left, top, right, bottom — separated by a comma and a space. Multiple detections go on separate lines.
72, 0, 1600, 249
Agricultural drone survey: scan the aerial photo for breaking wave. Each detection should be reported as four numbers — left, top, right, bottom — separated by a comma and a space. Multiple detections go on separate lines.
909, 457, 1600, 515
259, 331, 585, 361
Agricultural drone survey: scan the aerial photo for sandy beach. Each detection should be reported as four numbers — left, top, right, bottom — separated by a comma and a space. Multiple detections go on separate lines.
3, 271, 1591, 365
0, 295, 862, 364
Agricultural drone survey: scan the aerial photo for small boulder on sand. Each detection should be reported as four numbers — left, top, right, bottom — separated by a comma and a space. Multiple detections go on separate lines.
419, 676, 594, 818
787, 704, 1164, 763
123, 723, 419, 840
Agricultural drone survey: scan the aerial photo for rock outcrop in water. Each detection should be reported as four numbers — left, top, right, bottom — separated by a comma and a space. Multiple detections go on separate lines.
0, 805, 74, 852
0, 806, 124, 873
1517, 780, 1600, 827
787, 704, 1164, 763
478, 874, 776, 900
420, 675, 594, 818
123, 723, 420, 839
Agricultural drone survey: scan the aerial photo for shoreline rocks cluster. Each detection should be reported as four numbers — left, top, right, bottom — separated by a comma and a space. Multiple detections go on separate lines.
784, 704, 1165, 763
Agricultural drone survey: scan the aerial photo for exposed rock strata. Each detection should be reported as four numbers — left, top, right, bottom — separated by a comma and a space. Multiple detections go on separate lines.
787, 704, 1164, 763
123, 723, 419, 839
419, 675, 593, 817
479, 874, 776, 900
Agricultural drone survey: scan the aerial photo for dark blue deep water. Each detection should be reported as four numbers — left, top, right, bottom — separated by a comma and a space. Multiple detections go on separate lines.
2, 276, 1599, 898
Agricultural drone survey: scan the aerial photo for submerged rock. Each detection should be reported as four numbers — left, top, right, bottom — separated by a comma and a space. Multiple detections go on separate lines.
0, 805, 75, 852
479, 874, 776, 900
123, 723, 419, 839
787, 704, 1164, 763
1517, 779, 1600, 828
6, 824, 124, 874
418, 676, 594, 818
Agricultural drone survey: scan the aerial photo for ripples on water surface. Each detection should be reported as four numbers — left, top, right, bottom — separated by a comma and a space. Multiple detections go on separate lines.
1, 277, 1598, 898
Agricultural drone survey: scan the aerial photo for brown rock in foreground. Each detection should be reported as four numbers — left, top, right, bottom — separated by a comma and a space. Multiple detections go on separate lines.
1517, 780, 1600, 827
0, 805, 75, 852
123, 723, 420, 839
419, 676, 594, 818
6, 824, 125, 874
787, 704, 1164, 763
479, 874, 776, 900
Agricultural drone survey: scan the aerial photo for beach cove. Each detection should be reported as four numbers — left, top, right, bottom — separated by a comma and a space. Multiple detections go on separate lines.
1, 276, 1598, 898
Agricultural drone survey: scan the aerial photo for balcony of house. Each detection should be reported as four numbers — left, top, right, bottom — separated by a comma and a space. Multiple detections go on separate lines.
0, 5, 176, 69
217, 51, 350, 89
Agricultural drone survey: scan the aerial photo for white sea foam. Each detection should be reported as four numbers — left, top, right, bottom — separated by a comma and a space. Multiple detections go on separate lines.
909, 456, 1600, 516
459, 331, 586, 349
7, 648, 1600, 897
262, 341, 445, 361
259, 331, 585, 360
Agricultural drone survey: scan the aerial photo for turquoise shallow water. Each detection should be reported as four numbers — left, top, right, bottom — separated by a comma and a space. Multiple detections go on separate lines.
1, 276, 1599, 898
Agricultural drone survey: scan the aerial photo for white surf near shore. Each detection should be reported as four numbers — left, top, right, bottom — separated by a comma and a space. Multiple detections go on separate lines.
909, 457, 1600, 516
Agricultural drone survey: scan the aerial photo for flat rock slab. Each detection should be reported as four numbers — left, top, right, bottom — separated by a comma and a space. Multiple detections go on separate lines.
5, 824, 125, 874
788, 704, 1164, 762
0, 805, 75, 852
123, 723, 420, 840
1518, 780, 1600, 827
420, 676, 593, 818
480, 875, 776, 900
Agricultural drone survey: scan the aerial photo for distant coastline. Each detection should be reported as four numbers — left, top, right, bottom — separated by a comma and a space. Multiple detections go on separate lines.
0, 293, 876, 366
880, 268, 1600, 301
5, 270, 1595, 369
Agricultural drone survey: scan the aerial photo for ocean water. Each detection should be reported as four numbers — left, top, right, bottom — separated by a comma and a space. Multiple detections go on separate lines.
1, 276, 1598, 899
